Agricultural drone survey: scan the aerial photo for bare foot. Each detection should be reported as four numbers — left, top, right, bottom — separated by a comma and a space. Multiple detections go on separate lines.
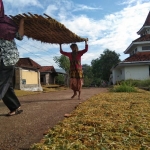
71, 93, 77, 99
78, 96, 81, 100
64, 113, 72, 117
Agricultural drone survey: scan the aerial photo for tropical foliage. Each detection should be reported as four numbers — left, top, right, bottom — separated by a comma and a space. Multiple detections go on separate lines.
53, 55, 70, 86
55, 74, 65, 85
110, 81, 137, 92
53, 55, 70, 73
91, 49, 120, 81
82, 64, 93, 87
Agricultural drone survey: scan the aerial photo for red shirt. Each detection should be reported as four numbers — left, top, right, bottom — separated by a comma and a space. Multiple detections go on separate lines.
60, 44, 88, 71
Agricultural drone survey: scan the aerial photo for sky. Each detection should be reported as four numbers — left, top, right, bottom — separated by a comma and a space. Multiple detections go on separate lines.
3, 0, 150, 68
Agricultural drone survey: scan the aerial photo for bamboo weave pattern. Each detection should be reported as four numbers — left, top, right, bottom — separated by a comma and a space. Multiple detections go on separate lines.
10, 13, 86, 44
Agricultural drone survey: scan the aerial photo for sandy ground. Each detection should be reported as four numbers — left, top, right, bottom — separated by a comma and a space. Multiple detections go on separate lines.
0, 88, 108, 150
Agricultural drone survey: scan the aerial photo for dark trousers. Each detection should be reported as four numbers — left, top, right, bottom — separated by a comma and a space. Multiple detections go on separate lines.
0, 60, 20, 112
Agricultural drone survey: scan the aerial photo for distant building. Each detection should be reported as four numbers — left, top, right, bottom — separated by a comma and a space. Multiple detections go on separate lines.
40, 66, 57, 85
15, 57, 59, 91
112, 11, 150, 84
15, 57, 42, 91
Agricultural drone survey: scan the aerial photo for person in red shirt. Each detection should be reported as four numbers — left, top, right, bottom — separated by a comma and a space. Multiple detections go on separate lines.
60, 39, 88, 100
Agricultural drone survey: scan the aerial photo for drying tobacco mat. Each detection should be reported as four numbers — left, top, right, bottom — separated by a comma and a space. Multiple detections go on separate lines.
30, 90, 150, 150
10, 13, 86, 44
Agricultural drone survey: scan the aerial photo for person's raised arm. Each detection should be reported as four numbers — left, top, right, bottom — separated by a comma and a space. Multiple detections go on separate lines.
59, 44, 62, 53
59, 44, 70, 57
85, 38, 88, 51
85, 38, 88, 46
78, 38, 88, 55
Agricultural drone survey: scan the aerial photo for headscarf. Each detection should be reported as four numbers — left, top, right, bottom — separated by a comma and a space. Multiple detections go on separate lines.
0, 0, 18, 40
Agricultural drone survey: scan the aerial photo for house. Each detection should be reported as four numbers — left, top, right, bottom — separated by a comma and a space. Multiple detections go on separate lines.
112, 11, 150, 84
15, 58, 43, 91
55, 69, 68, 85
40, 66, 57, 85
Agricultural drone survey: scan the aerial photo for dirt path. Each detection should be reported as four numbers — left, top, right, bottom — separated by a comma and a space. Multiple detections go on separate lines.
0, 88, 107, 150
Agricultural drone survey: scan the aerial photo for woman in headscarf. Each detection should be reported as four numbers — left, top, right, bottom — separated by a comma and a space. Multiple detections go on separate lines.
0, 0, 24, 116
60, 39, 88, 100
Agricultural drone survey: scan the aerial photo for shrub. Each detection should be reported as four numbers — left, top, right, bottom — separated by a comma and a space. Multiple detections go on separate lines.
110, 81, 137, 92
138, 79, 150, 87
119, 79, 150, 88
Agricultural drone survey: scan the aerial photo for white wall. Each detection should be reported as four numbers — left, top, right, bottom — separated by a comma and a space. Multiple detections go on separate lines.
137, 45, 150, 53
112, 68, 123, 84
113, 65, 149, 84
137, 46, 141, 52
124, 65, 149, 80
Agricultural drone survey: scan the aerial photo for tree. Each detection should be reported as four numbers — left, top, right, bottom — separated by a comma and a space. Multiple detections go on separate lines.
55, 74, 65, 85
53, 55, 70, 86
91, 49, 120, 81
82, 64, 93, 86
53, 55, 70, 72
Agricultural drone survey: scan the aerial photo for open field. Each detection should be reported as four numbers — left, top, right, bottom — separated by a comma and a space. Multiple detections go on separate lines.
30, 89, 150, 150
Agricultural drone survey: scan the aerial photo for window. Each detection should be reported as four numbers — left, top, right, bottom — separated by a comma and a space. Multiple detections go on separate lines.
142, 46, 150, 51
40, 77, 44, 82
130, 51, 134, 56
22, 79, 26, 84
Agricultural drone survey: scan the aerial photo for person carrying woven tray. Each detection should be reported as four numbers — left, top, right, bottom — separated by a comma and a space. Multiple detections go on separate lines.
59, 39, 88, 100
0, 0, 24, 116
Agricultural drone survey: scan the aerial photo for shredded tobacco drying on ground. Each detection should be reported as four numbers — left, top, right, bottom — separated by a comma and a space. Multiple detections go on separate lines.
30, 90, 150, 150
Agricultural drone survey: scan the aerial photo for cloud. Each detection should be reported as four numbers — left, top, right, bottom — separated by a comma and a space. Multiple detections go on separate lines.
15, 37, 60, 67
57, 0, 150, 63
4, 0, 150, 67
44, 0, 102, 19
3, 0, 43, 16
119, 0, 149, 6
73, 5, 102, 12
45, 5, 58, 16
4, 0, 42, 7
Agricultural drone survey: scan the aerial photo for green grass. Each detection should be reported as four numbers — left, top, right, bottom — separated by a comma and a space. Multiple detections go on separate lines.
118, 79, 150, 90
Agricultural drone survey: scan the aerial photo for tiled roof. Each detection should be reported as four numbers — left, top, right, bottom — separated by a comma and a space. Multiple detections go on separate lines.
143, 11, 150, 26
133, 34, 150, 42
124, 52, 150, 62
16, 58, 41, 69
39, 66, 55, 72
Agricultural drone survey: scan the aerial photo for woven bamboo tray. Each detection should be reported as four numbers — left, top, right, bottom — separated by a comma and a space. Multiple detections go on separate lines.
10, 13, 86, 44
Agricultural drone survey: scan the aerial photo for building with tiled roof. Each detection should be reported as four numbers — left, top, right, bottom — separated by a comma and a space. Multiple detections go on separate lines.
39, 66, 57, 85
40, 66, 55, 72
16, 57, 41, 69
15, 57, 60, 89
112, 11, 150, 84
14, 57, 43, 91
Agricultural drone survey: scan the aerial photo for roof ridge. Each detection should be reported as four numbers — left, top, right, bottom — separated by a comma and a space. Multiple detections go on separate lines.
28, 58, 41, 67
41, 65, 53, 67
124, 51, 150, 62
143, 11, 150, 26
